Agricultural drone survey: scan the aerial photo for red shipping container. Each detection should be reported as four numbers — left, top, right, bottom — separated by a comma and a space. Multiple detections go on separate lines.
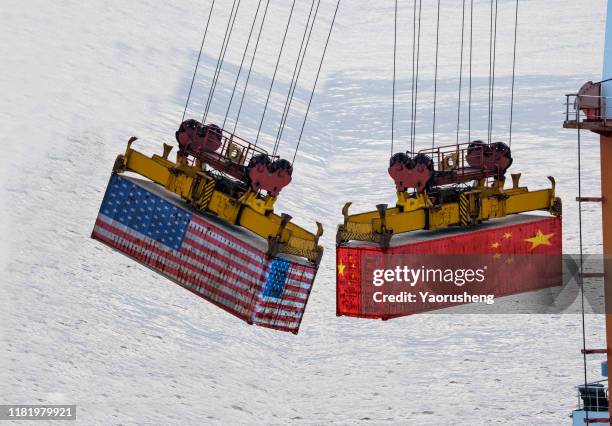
92, 173, 318, 334
337, 214, 562, 318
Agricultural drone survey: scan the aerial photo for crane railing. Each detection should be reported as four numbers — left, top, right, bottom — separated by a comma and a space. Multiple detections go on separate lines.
564, 93, 612, 128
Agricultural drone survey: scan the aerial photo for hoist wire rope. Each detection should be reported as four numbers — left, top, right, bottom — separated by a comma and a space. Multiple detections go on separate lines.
409, 0, 417, 153
273, 0, 321, 156
468, 0, 473, 142
291, 0, 341, 165
487, 0, 494, 143
576, 121, 590, 424
181, 0, 216, 123
392, 0, 398, 155
202, 0, 241, 123
254, 0, 298, 147
490, 0, 498, 144
231, 0, 271, 135
222, 0, 265, 130
508, 0, 519, 147
411, 0, 422, 155
456, 0, 467, 146
431, 0, 441, 150
487, 0, 499, 144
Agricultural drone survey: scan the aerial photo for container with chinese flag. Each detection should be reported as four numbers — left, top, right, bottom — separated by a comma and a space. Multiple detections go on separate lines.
336, 214, 562, 318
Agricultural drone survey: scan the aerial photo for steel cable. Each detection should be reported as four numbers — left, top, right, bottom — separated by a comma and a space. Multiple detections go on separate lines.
411, 0, 422, 154
222, 0, 265, 129
431, 0, 441, 150
468, 0, 473, 142
392, 0, 398, 154
291, 0, 341, 165
273, 0, 321, 156
254, 0, 298, 147
231, 0, 271, 135
487, 0, 499, 144
181, 0, 216, 123
202, 0, 241, 123
577, 121, 590, 424
456, 0, 467, 146
409, 0, 417, 153
509, 0, 519, 147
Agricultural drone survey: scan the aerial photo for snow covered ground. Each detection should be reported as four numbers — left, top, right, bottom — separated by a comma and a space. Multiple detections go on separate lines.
0, 0, 609, 424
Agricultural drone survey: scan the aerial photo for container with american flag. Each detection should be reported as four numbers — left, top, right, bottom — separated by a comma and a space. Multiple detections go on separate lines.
91, 174, 317, 334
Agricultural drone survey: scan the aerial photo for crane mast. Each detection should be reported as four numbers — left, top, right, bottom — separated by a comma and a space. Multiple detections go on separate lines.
565, 1, 612, 423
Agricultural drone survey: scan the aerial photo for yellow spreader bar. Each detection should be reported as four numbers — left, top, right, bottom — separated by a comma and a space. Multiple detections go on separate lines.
113, 138, 323, 265
337, 175, 561, 248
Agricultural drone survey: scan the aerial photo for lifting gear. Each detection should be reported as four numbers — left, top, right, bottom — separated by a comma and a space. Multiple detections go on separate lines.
105, 0, 340, 267
337, 141, 561, 248
337, 0, 560, 249
113, 128, 323, 265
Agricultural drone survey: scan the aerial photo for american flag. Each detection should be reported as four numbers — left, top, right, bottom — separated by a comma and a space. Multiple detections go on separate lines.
92, 174, 317, 334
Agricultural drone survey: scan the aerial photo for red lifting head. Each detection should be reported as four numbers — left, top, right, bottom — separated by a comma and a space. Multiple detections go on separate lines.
388, 152, 434, 193
247, 155, 293, 197
176, 120, 223, 158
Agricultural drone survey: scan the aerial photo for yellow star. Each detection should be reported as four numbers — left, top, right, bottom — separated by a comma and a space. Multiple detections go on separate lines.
503, 232, 512, 239
506, 257, 514, 264
491, 242, 501, 249
338, 260, 346, 276
493, 253, 502, 259
524, 230, 554, 250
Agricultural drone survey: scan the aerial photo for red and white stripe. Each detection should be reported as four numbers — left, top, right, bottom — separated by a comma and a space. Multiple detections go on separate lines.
253, 264, 315, 333
92, 211, 316, 333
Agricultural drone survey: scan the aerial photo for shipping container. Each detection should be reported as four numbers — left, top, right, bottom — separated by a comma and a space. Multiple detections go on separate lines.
92, 173, 317, 334
337, 214, 562, 318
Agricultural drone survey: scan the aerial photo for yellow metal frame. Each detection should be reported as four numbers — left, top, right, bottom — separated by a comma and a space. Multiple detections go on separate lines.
337, 173, 561, 247
113, 138, 323, 265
